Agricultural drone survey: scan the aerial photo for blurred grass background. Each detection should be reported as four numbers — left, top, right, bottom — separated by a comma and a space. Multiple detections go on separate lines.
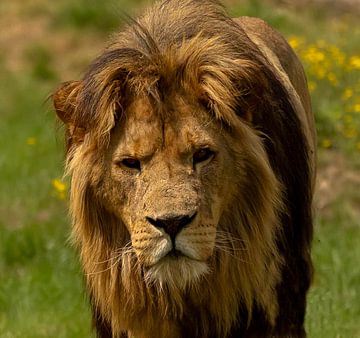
0, 0, 359, 337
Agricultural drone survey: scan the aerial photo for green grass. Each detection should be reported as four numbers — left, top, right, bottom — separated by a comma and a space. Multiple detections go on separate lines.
0, 71, 93, 337
0, 223, 91, 338
307, 203, 360, 337
53, 0, 149, 33
0, 1, 359, 337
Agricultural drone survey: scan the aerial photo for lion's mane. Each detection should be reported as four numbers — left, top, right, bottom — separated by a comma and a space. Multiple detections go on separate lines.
53, 1, 315, 337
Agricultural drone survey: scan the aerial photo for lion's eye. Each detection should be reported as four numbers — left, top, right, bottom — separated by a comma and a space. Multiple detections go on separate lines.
120, 158, 141, 171
193, 148, 215, 166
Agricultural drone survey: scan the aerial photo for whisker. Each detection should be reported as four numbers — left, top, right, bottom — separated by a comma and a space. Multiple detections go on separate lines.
86, 255, 122, 276
89, 242, 135, 274
214, 231, 250, 264
214, 245, 250, 264
215, 243, 247, 252
93, 242, 134, 265
216, 231, 249, 244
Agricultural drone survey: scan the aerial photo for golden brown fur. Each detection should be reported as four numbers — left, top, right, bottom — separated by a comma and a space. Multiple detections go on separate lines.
53, 1, 315, 337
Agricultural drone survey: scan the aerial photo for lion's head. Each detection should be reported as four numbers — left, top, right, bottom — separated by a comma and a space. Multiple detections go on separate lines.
60, 85, 280, 284
53, 1, 314, 337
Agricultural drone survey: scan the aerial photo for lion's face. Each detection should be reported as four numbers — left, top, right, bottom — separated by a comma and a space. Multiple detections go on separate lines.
92, 94, 235, 286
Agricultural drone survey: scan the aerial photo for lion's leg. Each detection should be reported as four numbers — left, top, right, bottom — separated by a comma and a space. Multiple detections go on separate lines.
89, 294, 117, 338
225, 305, 272, 338
91, 308, 113, 338
91, 310, 128, 338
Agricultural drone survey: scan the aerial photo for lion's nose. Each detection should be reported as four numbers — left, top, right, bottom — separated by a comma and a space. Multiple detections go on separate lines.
146, 213, 197, 241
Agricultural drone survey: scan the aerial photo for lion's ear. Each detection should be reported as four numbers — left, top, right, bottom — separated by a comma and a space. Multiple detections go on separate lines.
53, 81, 86, 145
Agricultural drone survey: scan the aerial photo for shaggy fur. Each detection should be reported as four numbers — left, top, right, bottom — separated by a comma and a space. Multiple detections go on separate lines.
53, 1, 316, 337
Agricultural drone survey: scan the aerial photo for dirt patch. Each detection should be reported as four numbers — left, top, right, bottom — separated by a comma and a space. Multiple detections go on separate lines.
0, 1, 106, 79
270, 0, 360, 14
315, 151, 360, 219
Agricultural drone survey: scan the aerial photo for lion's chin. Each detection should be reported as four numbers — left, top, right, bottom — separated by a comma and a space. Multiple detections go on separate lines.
144, 254, 210, 290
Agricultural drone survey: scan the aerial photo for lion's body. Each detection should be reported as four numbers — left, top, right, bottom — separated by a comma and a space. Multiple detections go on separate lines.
53, 1, 315, 337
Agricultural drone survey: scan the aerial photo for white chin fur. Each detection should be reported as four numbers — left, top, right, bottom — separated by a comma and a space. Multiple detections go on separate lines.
144, 256, 209, 290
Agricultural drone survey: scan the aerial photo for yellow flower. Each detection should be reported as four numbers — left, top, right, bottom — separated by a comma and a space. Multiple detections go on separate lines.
328, 46, 345, 66
353, 104, 360, 113
327, 73, 338, 86
316, 67, 326, 79
356, 142, 360, 151
349, 56, 360, 70
321, 139, 332, 149
52, 179, 67, 200
303, 47, 325, 63
343, 128, 357, 139
308, 81, 317, 92
342, 88, 353, 100
26, 137, 37, 145
288, 36, 303, 50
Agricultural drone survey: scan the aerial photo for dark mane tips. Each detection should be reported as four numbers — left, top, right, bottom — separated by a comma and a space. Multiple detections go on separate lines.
73, 0, 296, 143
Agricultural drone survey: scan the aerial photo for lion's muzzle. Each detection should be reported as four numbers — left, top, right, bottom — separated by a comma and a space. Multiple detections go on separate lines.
146, 212, 197, 242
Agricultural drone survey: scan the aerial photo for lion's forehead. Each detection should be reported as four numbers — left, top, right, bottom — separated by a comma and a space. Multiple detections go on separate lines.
111, 96, 219, 158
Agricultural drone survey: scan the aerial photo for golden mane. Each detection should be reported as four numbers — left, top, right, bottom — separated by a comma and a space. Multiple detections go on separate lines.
53, 1, 315, 337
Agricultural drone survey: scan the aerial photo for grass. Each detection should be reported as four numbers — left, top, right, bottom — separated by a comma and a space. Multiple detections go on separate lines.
0, 1, 359, 337
0, 71, 93, 337
53, 0, 149, 33
308, 211, 360, 337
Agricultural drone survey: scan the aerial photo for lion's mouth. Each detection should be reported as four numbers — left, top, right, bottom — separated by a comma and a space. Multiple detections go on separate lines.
158, 247, 207, 266
166, 248, 185, 258
146, 246, 200, 269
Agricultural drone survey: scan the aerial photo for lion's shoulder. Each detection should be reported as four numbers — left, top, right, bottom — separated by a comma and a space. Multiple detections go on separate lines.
234, 17, 296, 76
234, 16, 312, 110
234, 16, 316, 181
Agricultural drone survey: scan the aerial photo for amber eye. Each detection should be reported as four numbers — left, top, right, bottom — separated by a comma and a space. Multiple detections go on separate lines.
193, 148, 215, 166
120, 158, 141, 171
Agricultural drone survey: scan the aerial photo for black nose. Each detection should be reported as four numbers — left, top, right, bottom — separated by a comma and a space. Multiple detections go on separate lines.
146, 213, 197, 241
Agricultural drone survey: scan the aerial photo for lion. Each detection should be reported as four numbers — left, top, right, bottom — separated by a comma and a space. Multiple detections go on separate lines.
52, 0, 316, 337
